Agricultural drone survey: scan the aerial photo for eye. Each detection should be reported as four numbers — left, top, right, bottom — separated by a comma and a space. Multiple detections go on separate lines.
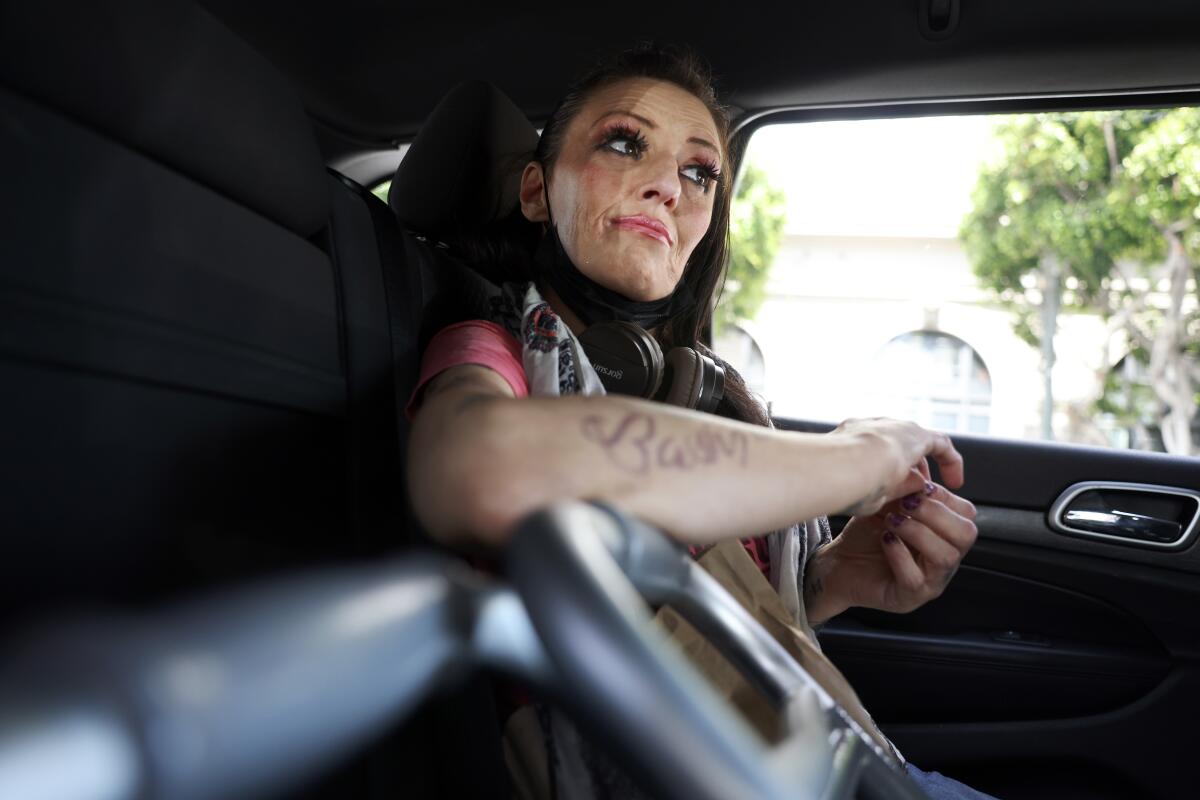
681, 163, 722, 194
600, 124, 647, 158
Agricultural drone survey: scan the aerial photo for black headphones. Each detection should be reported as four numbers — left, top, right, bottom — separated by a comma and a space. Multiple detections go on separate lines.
578, 322, 726, 413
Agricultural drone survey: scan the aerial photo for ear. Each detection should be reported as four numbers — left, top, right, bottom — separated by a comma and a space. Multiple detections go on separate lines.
519, 161, 549, 223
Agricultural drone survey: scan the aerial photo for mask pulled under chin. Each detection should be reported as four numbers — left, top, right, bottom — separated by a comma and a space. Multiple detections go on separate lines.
533, 228, 694, 330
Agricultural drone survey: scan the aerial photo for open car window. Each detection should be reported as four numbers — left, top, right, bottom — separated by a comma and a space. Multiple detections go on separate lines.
719, 109, 1200, 455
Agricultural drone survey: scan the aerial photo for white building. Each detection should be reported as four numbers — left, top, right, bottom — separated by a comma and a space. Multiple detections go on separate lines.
721, 232, 1117, 446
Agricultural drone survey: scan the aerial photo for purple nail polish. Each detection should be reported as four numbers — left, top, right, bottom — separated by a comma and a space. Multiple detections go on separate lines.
886, 513, 907, 528
883, 530, 897, 544
902, 493, 921, 511
924, 481, 937, 496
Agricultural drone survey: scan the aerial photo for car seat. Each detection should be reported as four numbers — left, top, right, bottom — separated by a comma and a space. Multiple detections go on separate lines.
1, 0, 401, 617
0, 0, 499, 796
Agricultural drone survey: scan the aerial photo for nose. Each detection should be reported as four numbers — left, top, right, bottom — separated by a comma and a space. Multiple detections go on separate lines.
639, 153, 682, 208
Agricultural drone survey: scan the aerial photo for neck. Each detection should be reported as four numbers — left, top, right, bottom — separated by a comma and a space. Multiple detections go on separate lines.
540, 283, 588, 336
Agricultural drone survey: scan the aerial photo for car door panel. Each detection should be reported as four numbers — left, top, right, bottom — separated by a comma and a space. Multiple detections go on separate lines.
821, 567, 1171, 723
778, 417, 1198, 799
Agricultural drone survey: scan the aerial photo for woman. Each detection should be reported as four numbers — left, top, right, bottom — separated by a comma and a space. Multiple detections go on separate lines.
408, 44, 991, 799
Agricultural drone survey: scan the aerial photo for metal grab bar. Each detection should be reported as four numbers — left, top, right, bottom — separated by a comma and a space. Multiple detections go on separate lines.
2, 502, 928, 800
0, 555, 548, 800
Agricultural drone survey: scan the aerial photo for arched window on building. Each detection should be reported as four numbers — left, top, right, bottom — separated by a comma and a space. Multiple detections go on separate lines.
870, 331, 992, 434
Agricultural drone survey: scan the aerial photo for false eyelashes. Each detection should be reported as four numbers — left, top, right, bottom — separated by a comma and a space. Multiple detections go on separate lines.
597, 121, 723, 193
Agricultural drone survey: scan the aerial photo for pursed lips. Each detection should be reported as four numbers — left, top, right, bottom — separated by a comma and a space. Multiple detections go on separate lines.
612, 215, 673, 246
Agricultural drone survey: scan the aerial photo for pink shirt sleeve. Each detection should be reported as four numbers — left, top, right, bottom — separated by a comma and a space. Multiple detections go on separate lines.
406, 320, 529, 419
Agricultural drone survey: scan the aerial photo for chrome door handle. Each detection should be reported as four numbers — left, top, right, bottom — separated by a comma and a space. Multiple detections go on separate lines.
1049, 481, 1200, 550
1062, 509, 1181, 544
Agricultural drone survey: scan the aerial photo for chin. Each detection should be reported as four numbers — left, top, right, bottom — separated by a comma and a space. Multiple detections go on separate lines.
616, 273, 674, 303
613, 259, 676, 302
583, 244, 676, 301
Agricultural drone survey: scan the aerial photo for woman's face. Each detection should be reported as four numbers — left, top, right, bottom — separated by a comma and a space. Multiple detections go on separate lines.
521, 78, 723, 302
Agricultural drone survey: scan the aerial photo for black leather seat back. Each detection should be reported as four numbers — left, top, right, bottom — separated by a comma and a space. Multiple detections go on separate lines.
0, 0, 364, 625
1, 4, 502, 797
323, 169, 422, 548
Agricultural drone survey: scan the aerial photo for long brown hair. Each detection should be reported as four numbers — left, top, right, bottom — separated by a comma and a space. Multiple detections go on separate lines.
535, 43, 770, 427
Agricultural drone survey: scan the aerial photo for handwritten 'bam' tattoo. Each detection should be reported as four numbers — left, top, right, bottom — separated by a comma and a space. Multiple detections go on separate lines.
581, 412, 748, 475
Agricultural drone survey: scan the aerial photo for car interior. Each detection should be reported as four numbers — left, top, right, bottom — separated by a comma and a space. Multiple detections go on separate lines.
2, 1, 1199, 799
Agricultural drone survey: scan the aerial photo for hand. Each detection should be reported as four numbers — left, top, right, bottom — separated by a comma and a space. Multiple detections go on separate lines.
831, 418, 964, 516
804, 473, 978, 624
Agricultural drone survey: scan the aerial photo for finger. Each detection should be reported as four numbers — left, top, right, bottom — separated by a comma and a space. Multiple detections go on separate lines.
880, 467, 928, 511
895, 482, 978, 530
925, 432, 964, 489
927, 483, 978, 521
886, 513, 962, 574
904, 494, 979, 553
917, 457, 932, 482
881, 527, 925, 595
880, 476, 938, 520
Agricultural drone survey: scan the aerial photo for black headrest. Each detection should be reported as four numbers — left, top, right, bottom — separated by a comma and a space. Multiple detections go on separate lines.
390, 81, 539, 244
0, 0, 329, 237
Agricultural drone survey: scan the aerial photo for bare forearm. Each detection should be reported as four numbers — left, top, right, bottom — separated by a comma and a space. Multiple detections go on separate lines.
410, 392, 894, 547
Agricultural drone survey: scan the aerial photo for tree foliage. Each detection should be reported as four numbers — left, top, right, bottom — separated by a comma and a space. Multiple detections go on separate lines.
717, 162, 787, 333
961, 109, 1200, 454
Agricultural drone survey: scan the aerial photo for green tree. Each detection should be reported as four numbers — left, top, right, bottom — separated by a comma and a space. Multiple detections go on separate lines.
961, 109, 1200, 454
717, 162, 787, 333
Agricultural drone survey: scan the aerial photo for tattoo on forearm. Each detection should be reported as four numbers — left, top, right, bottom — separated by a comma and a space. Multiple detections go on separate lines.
423, 373, 496, 417
835, 484, 885, 517
803, 547, 830, 618
804, 572, 824, 604
581, 412, 748, 475
452, 392, 496, 416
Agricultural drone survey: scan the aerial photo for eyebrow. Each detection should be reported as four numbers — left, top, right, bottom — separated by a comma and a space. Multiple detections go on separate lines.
591, 109, 722, 159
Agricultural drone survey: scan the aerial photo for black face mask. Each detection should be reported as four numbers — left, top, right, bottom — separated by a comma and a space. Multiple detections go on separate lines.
533, 227, 695, 330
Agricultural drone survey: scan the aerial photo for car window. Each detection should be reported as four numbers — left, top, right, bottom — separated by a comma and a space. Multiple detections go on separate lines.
371, 179, 391, 203
719, 110, 1200, 455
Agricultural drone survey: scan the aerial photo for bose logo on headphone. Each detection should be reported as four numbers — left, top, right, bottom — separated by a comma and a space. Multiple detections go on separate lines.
593, 363, 624, 380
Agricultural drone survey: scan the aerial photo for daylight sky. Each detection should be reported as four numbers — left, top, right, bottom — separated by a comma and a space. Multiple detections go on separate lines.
746, 115, 1001, 239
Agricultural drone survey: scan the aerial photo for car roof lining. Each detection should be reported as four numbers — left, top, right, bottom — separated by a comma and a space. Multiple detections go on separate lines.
200, 0, 1200, 160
